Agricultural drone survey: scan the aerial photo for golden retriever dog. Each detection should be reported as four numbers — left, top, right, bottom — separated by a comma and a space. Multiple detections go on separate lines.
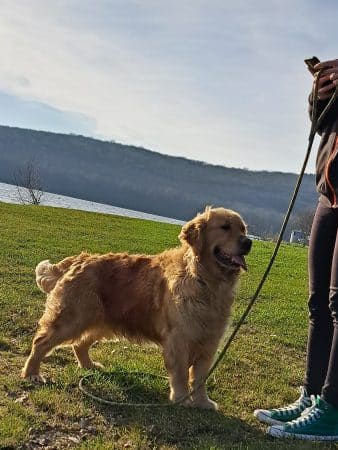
21, 206, 251, 410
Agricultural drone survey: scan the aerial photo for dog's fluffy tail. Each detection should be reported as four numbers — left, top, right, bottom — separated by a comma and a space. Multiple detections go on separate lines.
35, 260, 62, 293
35, 255, 78, 294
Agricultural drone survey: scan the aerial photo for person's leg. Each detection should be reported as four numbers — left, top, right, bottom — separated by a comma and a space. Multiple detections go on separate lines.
267, 204, 338, 440
321, 209, 338, 407
304, 202, 337, 395
255, 202, 337, 426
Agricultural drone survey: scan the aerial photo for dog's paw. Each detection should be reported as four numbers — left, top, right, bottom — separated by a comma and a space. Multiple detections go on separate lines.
21, 372, 46, 384
78, 361, 105, 370
170, 392, 192, 407
180, 397, 193, 408
192, 397, 218, 410
92, 361, 105, 370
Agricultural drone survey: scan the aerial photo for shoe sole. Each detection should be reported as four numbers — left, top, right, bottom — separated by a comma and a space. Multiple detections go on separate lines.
267, 426, 338, 441
253, 410, 285, 426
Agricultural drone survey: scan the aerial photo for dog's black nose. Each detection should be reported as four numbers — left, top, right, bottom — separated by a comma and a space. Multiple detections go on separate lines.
240, 236, 252, 254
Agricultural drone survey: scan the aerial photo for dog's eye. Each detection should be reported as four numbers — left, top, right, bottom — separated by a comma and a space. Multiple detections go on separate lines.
221, 224, 230, 231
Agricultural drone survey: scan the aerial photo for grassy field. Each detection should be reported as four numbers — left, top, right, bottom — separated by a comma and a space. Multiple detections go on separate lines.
0, 201, 336, 450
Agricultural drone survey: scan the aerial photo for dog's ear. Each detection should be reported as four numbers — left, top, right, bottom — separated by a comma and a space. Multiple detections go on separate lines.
179, 216, 206, 254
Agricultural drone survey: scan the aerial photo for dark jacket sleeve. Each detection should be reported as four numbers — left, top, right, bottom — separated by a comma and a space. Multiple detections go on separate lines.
308, 91, 337, 135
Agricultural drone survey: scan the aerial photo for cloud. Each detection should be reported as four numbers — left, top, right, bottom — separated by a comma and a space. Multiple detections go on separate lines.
0, 0, 337, 172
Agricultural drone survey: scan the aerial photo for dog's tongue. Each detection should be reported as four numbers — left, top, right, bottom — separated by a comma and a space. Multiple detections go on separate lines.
231, 255, 247, 271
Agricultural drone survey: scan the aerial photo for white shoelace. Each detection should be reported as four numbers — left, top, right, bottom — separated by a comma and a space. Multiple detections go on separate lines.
289, 397, 324, 429
273, 389, 312, 417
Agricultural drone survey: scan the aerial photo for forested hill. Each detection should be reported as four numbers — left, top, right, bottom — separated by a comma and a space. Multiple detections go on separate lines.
0, 125, 317, 235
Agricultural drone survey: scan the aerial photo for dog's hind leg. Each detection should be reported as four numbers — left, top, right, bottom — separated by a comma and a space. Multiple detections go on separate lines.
72, 335, 104, 370
21, 307, 94, 381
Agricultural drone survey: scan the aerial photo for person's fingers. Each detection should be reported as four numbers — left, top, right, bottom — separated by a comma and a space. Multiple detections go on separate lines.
318, 83, 335, 99
315, 74, 332, 87
312, 67, 338, 99
318, 91, 334, 100
330, 73, 338, 87
315, 59, 338, 70
319, 84, 335, 93
318, 68, 338, 77
315, 73, 335, 99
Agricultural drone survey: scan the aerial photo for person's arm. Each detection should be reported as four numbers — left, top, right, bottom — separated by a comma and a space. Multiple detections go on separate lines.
308, 59, 338, 134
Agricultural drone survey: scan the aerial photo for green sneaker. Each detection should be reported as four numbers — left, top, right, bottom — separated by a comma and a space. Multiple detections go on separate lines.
253, 387, 312, 425
267, 396, 338, 441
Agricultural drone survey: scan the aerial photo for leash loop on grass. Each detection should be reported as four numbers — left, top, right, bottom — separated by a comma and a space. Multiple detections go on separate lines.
78, 371, 173, 408
79, 78, 338, 408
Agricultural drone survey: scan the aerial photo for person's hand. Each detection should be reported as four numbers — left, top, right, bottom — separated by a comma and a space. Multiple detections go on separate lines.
314, 59, 338, 100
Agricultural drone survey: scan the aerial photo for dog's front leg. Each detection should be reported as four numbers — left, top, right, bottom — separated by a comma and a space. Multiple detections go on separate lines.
162, 335, 190, 406
189, 351, 218, 410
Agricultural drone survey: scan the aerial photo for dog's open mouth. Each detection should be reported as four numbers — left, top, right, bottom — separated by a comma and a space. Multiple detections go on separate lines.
214, 247, 247, 271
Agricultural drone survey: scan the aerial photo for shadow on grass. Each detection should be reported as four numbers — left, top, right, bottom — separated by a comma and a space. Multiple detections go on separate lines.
44, 351, 72, 367
80, 370, 266, 449
0, 339, 12, 351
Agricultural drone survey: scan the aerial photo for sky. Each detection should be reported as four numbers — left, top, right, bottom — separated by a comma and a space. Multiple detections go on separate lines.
1, 0, 338, 173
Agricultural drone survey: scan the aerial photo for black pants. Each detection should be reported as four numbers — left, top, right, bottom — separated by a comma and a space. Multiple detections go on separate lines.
304, 201, 338, 407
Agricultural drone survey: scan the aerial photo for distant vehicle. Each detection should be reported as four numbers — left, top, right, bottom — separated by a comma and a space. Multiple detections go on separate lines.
290, 230, 308, 245
247, 234, 263, 241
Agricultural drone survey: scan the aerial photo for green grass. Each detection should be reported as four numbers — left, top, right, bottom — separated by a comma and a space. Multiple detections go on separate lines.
0, 201, 336, 449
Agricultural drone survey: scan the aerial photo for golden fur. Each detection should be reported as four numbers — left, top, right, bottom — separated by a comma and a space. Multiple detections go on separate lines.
22, 206, 251, 409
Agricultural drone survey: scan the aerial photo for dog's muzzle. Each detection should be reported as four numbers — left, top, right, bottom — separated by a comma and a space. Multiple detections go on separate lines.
239, 236, 252, 255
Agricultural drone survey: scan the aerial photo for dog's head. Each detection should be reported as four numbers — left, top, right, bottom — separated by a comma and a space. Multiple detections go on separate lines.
179, 206, 251, 274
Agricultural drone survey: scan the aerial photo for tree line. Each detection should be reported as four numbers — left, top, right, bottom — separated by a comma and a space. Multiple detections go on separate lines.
0, 125, 318, 238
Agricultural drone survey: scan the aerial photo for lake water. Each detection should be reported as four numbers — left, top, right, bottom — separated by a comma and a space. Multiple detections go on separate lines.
0, 182, 184, 226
